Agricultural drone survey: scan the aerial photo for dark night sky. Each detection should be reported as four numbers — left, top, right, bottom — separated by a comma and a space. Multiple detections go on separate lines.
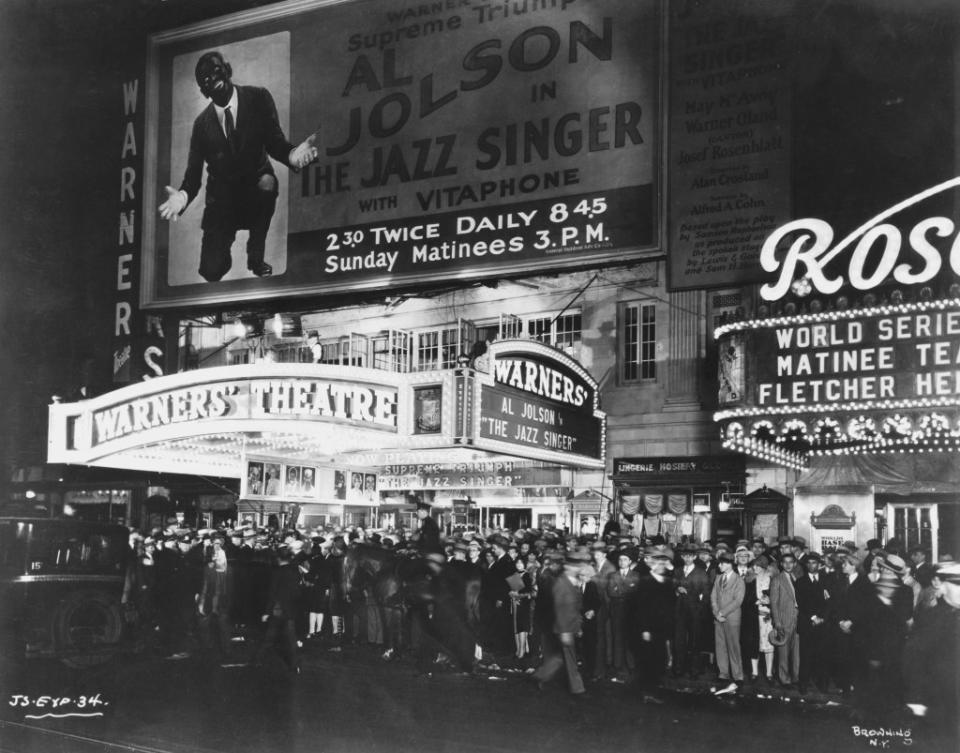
0, 0, 281, 489
0, 0, 957, 492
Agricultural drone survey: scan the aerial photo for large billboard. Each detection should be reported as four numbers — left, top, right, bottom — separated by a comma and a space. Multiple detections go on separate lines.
142, 0, 662, 308
666, 0, 794, 291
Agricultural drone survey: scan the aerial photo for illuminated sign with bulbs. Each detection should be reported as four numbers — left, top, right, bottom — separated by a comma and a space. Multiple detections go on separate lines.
759, 176, 960, 301
90, 377, 397, 447
714, 298, 960, 470
714, 177, 960, 470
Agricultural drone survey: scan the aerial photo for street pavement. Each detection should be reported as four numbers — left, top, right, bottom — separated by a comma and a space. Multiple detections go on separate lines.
0, 637, 955, 753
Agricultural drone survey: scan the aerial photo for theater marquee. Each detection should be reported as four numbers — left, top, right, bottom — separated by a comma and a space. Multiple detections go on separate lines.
472, 339, 605, 468
49, 355, 607, 477
141, 0, 661, 308
714, 178, 960, 469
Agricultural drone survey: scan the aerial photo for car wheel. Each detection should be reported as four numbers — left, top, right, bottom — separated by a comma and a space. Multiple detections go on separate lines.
53, 590, 124, 669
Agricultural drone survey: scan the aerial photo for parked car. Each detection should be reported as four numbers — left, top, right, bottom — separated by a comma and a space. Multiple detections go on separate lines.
0, 517, 131, 668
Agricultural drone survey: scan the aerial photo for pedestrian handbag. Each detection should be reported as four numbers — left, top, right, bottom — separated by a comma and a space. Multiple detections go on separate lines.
271, 602, 285, 618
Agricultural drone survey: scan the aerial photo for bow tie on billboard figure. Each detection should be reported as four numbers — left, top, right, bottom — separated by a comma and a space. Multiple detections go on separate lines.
158, 51, 319, 282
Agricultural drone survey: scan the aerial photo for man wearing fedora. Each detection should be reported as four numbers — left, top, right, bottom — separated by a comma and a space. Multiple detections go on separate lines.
414, 500, 441, 553
481, 535, 515, 657
584, 541, 616, 681
769, 551, 800, 688
795, 551, 831, 693
674, 542, 709, 678
908, 544, 935, 589
606, 545, 642, 682
710, 550, 745, 694
634, 545, 677, 703
828, 551, 874, 696
531, 557, 586, 695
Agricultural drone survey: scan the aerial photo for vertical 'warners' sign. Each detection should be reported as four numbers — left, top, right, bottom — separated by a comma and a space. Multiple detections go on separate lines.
141, 0, 661, 308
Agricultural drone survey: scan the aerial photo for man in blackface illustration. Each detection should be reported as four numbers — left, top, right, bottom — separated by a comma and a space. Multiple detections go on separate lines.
158, 51, 317, 282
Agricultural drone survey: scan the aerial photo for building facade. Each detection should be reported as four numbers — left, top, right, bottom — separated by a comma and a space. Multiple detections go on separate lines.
30, 0, 960, 557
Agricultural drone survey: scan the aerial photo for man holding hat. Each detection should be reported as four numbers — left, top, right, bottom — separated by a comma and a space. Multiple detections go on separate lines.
710, 550, 745, 694
769, 552, 800, 688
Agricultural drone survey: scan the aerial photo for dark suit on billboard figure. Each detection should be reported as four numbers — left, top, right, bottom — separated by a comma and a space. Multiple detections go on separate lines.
158, 51, 318, 282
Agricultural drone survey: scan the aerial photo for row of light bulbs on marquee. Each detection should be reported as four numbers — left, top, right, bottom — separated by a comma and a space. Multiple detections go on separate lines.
715, 395, 960, 422
714, 292, 960, 340
720, 410, 960, 470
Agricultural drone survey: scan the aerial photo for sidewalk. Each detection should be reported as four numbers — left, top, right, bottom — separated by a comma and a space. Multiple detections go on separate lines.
660, 673, 845, 708
284, 637, 849, 710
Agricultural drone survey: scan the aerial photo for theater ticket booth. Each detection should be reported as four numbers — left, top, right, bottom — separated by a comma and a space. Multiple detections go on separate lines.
48, 340, 606, 528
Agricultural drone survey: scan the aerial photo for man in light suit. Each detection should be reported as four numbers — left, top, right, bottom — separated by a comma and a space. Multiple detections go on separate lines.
159, 51, 317, 282
769, 552, 801, 688
710, 550, 745, 694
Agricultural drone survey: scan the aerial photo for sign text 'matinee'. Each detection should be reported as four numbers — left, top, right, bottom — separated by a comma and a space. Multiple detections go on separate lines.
92, 379, 397, 445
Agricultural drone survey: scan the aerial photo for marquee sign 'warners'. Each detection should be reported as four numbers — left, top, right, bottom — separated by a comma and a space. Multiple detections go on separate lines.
474, 340, 605, 468
493, 357, 593, 410
91, 378, 398, 446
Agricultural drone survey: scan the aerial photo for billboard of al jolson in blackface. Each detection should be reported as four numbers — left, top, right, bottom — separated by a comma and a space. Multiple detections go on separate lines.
141, 0, 661, 308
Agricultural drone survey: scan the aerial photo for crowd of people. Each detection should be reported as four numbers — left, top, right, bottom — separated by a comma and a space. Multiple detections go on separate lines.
120, 508, 959, 724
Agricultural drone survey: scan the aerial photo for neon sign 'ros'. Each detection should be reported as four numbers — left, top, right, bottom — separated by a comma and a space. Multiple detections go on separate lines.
759, 176, 960, 301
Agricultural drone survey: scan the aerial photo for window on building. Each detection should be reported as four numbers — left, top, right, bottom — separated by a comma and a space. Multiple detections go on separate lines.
412, 320, 475, 371
272, 343, 310, 363
623, 302, 656, 382
526, 312, 582, 351
372, 330, 413, 372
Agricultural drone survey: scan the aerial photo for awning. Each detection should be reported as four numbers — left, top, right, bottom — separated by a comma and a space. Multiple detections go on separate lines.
795, 454, 960, 494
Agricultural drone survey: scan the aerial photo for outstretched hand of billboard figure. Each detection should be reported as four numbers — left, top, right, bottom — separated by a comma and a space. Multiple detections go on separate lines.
158, 186, 188, 221
288, 130, 320, 170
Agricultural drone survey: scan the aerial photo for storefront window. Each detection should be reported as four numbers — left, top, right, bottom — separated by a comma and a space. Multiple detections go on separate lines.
888, 503, 939, 559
